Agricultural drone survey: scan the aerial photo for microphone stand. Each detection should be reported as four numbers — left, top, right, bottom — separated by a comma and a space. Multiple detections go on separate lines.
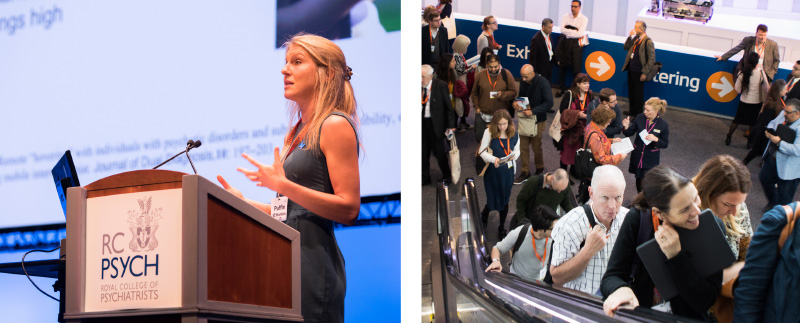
153, 143, 192, 170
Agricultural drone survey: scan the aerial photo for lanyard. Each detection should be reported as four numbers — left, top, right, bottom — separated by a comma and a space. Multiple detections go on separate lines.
632, 35, 644, 53
530, 228, 549, 265
789, 79, 798, 93
429, 25, 434, 44
576, 93, 587, 111
542, 31, 551, 51
781, 98, 786, 108
422, 87, 430, 105
282, 119, 306, 162
498, 137, 511, 156
755, 42, 765, 59
487, 32, 499, 49
486, 70, 498, 91
638, 117, 659, 169
651, 212, 660, 233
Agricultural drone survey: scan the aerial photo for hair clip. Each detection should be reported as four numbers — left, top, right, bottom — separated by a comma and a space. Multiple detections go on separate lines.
345, 66, 353, 80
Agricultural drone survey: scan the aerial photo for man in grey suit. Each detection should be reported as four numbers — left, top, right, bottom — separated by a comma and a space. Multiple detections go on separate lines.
716, 24, 780, 82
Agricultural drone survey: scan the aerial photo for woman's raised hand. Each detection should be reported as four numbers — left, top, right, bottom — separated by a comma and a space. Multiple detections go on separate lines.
237, 149, 287, 192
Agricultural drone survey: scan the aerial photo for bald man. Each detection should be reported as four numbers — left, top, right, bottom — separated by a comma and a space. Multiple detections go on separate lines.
549, 165, 628, 294
511, 168, 576, 229
514, 64, 553, 184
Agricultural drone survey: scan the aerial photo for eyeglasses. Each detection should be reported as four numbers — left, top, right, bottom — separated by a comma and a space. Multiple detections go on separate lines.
785, 110, 799, 115
490, 21, 498, 25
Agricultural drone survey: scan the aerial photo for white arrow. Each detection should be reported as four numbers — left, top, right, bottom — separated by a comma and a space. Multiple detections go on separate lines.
711, 75, 734, 98
589, 55, 610, 76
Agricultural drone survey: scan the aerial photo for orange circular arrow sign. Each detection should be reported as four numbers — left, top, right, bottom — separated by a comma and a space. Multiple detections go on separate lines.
585, 51, 615, 82
706, 71, 737, 103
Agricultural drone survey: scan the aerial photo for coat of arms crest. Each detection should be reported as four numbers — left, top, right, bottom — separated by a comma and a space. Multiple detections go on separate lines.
127, 196, 163, 252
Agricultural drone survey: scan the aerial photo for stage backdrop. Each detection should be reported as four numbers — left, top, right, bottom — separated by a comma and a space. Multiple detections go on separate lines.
455, 13, 792, 117
0, 0, 400, 321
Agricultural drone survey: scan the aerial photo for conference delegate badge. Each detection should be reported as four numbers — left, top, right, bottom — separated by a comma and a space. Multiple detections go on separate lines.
271, 196, 288, 222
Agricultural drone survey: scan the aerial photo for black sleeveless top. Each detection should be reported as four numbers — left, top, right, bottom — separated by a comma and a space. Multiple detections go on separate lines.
282, 111, 357, 323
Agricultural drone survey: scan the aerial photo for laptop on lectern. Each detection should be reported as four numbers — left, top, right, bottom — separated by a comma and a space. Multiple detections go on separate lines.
51, 150, 80, 217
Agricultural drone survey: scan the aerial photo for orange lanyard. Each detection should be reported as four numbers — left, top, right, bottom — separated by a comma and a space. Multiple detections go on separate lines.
651, 212, 660, 233
422, 87, 429, 105
486, 70, 498, 91
530, 228, 548, 264
498, 137, 511, 156
429, 25, 434, 44
577, 93, 587, 111
755, 43, 765, 59
781, 98, 786, 108
632, 36, 644, 53
788, 79, 798, 93
543, 31, 551, 51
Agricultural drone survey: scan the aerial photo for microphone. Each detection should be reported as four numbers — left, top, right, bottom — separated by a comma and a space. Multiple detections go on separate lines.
185, 140, 201, 175
152, 139, 202, 173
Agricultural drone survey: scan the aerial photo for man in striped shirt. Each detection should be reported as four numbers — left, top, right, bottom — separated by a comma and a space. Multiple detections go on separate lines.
549, 165, 628, 295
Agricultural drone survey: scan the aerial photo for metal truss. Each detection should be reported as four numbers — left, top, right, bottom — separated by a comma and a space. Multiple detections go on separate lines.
344, 193, 402, 227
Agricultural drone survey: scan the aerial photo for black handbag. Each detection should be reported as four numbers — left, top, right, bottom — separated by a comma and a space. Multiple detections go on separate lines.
574, 132, 599, 179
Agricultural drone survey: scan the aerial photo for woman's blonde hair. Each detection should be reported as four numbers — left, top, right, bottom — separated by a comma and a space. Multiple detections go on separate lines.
645, 97, 668, 115
282, 33, 359, 154
489, 109, 515, 139
452, 35, 471, 54
692, 155, 750, 239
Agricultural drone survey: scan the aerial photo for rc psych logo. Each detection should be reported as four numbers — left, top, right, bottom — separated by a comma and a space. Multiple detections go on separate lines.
706, 71, 737, 103
128, 196, 162, 252
101, 195, 162, 279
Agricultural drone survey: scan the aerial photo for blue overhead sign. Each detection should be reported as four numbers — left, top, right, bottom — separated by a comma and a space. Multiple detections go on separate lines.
455, 18, 790, 117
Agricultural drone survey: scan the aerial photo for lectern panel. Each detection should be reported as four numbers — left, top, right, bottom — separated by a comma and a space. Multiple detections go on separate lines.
206, 196, 292, 308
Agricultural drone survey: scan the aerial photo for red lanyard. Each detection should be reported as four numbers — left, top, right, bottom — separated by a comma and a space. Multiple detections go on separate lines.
498, 137, 511, 156
486, 70, 498, 91
530, 228, 549, 264
283, 119, 306, 161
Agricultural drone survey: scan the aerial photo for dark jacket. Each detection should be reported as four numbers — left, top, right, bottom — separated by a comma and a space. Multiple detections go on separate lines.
601, 208, 723, 321
721, 36, 780, 80
622, 114, 669, 176
518, 74, 553, 123
427, 78, 457, 139
734, 202, 800, 322
529, 31, 553, 77
585, 98, 623, 137
438, 3, 452, 19
422, 25, 450, 67
786, 76, 800, 101
512, 173, 576, 225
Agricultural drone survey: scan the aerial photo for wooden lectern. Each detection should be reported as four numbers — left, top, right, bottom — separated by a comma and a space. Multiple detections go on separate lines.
63, 170, 302, 322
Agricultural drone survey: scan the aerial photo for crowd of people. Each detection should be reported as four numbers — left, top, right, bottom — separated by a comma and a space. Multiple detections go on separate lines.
423, 1, 800, 321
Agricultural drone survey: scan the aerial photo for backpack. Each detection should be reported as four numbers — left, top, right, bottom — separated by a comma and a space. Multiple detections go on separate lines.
508, 224, 531, 268
543, 204, 595, 284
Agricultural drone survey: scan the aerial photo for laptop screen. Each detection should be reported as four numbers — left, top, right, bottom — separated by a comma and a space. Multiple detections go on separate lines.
51, 150, 80, 217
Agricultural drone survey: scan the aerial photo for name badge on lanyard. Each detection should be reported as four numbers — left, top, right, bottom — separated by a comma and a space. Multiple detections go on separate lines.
431, 45, 436, 53
271, 196, 289, 222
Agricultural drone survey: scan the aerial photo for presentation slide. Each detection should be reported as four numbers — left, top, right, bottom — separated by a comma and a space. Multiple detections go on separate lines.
0, 0, 401, 229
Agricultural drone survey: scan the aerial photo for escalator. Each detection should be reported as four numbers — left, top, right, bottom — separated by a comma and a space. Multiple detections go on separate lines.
430, 179, 701, 323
